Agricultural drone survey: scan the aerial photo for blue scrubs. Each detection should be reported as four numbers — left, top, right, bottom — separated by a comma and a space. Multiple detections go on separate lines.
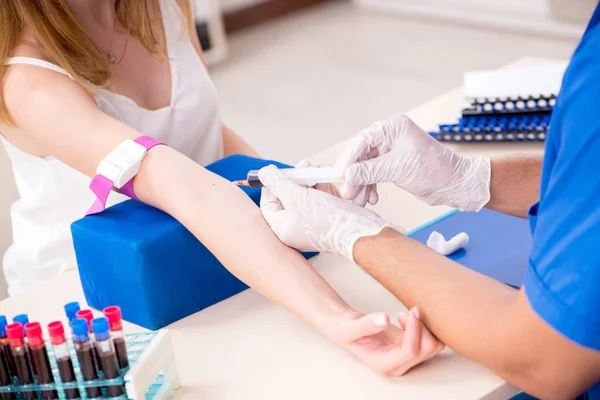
524, 4, 600, 399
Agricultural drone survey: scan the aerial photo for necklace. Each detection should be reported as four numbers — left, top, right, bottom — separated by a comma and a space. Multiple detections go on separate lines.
107, 16, 129, 64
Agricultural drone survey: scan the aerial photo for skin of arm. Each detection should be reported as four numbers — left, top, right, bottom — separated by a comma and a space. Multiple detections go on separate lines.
353, 230, 600, 399
180, 0, 259, 158
486, 155, 542, 218
1, 65, 351, 345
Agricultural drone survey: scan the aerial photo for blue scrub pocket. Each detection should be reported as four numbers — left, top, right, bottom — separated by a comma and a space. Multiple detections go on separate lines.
71, 155, 317, 330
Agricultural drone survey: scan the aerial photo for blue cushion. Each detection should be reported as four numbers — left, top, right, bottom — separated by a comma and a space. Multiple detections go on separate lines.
71, 155, 317, 330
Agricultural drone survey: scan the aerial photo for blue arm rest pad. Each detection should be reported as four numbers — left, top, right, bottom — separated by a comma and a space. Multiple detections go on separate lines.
71, 155, 317, 330
408, 208, 531, 288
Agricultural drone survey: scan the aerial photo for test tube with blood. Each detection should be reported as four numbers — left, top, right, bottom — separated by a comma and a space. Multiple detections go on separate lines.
48, 322, 80, 400
103, 306, 129, 370
24, 322, 58, 399
92, 318, 124, 398
0, 316, 16, 381
5, 323, 35, 400
0, 354, 14, 400
72, 319, 102, 399
0, 317, 14, 400
11, 316, 34, 384
76, 310, 99, 366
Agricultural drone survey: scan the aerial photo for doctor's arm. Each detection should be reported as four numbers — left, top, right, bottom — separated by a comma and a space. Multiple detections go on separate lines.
353, 232, 600, 399
259, 166, 600, 399
336, 114, 541, 217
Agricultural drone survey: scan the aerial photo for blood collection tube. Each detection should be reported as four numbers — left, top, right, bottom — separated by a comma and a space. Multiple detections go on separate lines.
0, 316, 15, 379
11, 316, 28, 330
0, 317, 14, 400
25, 323, 58, 399
64, 302, 80, 325
48, 322, 80, 400
92, 318, 124, 398
5, 324, 35, 400
71, 319, 101, 399
103, 307, 129, 370
0, 319, 16, 400
76, 310, 99, 365
0, 354, 14, 400
11, 316, 33, 381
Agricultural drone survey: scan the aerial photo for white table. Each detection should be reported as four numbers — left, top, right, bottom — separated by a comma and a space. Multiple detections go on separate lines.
0, 57, 556, 399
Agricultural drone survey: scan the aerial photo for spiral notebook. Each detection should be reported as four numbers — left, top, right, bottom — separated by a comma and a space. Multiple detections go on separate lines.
432, 113, 550, 143
430, 63, 566, 143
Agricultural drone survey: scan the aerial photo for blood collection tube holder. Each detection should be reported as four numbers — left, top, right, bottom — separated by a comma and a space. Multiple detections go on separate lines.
0, 330, 179, 399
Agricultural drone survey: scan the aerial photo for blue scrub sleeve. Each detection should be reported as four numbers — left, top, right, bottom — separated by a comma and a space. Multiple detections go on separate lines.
524, 97, 600, 351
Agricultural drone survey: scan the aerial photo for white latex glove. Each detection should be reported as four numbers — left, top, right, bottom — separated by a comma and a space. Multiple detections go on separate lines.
259, 165, 404, 262
336, 114, 491, 211
295, 160, 340, 198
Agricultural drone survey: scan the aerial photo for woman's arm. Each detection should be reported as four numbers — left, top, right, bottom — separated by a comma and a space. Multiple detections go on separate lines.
222, 125, 260, 157
3, 65, 449, 377
2, 64, 345, 335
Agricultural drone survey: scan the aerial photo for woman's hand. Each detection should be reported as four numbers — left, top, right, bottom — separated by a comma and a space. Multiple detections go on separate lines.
329, 308, 445, 376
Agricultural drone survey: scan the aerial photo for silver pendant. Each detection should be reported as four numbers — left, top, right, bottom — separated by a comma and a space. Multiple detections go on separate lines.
107, 51, 116, 64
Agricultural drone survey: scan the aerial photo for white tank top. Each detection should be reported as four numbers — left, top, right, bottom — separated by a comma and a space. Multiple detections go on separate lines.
0, 0, 223, 296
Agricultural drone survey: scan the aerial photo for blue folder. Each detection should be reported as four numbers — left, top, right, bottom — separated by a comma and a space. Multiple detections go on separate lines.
408, 208, 532, 288
71, 155, 316, 330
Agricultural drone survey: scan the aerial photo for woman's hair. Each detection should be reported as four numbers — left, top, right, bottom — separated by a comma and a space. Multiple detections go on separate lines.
0, 0, 192, 125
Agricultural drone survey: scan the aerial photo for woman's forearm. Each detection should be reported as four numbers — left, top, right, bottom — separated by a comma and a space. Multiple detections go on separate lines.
135, 146, 350, 335
222, 125, 260, 157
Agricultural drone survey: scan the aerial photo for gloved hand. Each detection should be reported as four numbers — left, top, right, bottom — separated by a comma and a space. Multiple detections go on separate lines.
295, 160, 341, 198
259, 165, 404, 262
336, 114, 491, 211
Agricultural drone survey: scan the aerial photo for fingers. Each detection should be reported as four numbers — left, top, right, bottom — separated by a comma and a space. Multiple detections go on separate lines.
258, 165, 308, 210
344, 154, 393, 186
341, 313, 390, 343
260, 187, 283, 215
397, 313, 408, 331
398, 307, 445, 360
351, 186, 372, 207
368, 185, 379, 205
295, 161, 334, 195
295, 160, 312, 169
335, 134, 372, 172
401, 307, 422, 357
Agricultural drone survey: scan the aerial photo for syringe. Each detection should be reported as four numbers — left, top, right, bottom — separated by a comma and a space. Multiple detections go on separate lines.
233, 167, 344, 188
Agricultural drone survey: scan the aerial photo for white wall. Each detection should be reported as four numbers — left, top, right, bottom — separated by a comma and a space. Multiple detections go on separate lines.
220, 0, 267, 13
354, 0, 594, 40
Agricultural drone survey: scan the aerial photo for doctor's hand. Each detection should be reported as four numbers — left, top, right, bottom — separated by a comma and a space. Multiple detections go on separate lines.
336, 114, 492, 211
258, 165, 403, 262
331, 308, 445, 376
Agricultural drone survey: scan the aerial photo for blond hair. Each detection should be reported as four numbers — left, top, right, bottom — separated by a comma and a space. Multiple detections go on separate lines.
0, 0, 192, 125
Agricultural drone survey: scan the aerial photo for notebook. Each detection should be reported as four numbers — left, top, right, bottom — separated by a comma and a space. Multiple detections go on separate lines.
432, 113, 550, 143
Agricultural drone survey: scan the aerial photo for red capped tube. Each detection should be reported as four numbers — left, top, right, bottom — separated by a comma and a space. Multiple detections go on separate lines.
76, 310, 94, 329
5, 323, 34, 400
48, 322, 80, 399
103, 306, 129, 370
24, 322, 58, 399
